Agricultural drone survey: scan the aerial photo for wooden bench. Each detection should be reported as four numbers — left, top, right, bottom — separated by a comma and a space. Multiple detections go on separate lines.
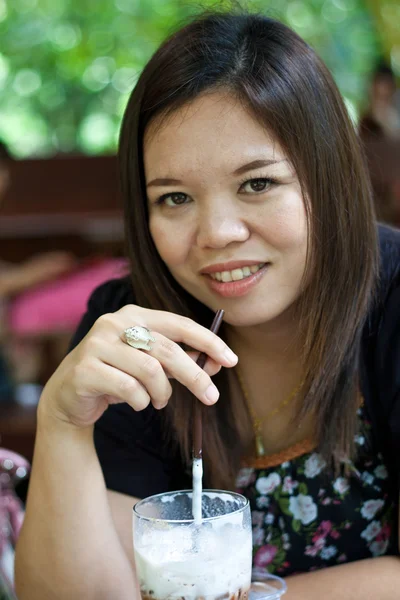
0, 153, 124, 262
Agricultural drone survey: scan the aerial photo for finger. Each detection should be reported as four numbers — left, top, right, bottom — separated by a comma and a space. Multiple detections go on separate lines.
185, 351, 222, 377
143, 331, 220, 405
116, 307, 238, 367
99, 343, 172, 410
74, 359, 151, 412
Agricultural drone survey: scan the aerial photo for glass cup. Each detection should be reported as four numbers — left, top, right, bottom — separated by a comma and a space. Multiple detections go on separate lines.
133, 490, 252, 600
249, 576, 287, 600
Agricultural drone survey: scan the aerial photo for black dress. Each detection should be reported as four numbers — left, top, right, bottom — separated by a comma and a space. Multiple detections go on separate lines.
69, 224, 400, 575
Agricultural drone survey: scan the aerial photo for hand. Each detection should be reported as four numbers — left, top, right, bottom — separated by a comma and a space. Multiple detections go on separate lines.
40, 305, 238, 428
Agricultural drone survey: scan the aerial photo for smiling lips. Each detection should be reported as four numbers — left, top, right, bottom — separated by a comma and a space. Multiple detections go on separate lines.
208, 263, 265, 282
201, 260, 269, 297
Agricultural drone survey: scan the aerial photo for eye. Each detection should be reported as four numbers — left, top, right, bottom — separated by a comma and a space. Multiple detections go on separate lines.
239, 177, 275, 194
156, 192, 190, 207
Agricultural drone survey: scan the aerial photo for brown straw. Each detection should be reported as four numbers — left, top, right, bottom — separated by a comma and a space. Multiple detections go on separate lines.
192, 309, 225, 459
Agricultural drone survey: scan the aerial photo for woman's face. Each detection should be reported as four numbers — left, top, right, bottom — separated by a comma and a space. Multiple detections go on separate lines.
144, 92, 308, 327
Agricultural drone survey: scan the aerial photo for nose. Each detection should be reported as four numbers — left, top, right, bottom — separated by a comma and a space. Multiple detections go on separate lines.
195, 200, 250, 249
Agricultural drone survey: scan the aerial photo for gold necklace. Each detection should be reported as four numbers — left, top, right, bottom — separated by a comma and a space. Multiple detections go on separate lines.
235, 367, 303, 458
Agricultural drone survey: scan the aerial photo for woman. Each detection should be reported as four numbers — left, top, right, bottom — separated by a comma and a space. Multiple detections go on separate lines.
15, 9, 400, 600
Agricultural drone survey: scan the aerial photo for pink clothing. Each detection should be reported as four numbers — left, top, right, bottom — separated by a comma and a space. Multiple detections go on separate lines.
8, 258, 128, 335
0, 449, 30, 591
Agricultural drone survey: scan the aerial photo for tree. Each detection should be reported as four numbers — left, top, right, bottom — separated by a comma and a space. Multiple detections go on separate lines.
0, 0, 380, 157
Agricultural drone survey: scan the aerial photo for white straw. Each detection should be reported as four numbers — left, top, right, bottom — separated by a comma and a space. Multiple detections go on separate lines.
192, 457, 203, 524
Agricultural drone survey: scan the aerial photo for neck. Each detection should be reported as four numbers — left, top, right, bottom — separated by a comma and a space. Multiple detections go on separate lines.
225, 306, 302, 364
224, 307, 310, 457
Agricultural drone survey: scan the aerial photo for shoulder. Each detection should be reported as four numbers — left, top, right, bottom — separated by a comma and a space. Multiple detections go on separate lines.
68, 276, 135, 351
377, 224, 400, 289
374, 225, 400, 373
362, 225, 400, 359
85, 276, 136, 316
361, 226, 400, 465
360, 225, 400, 341
372, 225, 400, 350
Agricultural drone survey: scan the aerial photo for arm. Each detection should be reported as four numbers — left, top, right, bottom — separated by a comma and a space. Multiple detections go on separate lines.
0, 252, 76, 297
15, 410, 138, 600
284, 555, 400, 599
15, 301, 235, 599
0, 264, 33, 296
108, 490, 141, 572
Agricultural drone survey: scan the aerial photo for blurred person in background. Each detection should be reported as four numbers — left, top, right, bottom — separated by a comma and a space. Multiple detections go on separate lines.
0, 141, 127, 392
0, 141, 77, 399
359, 63, 400, 226
0, 142, 78, 298
359, 62, 400, 139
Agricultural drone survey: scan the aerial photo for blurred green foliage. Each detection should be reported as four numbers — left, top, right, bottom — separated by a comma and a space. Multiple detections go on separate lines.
0, 0, 382, 157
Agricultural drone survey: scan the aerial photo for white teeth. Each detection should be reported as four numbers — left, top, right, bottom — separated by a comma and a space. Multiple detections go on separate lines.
221, 271, 233, 282
209, 263, 265, 282
231, 268, 244, 281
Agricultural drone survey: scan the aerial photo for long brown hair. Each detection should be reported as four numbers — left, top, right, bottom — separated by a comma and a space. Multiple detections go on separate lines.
118, 8, 378, 488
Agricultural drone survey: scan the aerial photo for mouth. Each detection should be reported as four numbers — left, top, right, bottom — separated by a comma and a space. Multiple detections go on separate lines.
202, 262, 269, 298
207, 262, 266, 282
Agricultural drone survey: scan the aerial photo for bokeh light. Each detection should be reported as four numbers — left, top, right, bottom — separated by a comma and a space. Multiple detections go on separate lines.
0, 0, 393, 157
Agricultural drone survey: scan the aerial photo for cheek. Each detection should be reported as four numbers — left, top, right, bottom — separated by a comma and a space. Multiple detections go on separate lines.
257, 189, 308, 251
149, 217, 189, 267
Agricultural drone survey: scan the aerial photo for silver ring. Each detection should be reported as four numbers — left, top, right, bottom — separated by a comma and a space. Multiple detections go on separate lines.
124, 326, 156, 351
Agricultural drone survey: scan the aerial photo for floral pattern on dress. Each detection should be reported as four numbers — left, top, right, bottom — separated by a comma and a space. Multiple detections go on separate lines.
236, 404, 396, 578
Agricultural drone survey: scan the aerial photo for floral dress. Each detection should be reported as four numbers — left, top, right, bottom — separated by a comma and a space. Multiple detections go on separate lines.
235, 404, 397, 579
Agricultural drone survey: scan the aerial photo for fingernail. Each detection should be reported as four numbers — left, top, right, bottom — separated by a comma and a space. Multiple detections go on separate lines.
156, 402, 168, 411
205, 384, 220, 404
224, 348, 238, 364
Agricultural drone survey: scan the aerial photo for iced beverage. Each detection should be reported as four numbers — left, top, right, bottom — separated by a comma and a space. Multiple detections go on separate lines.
133, 490, 252, 600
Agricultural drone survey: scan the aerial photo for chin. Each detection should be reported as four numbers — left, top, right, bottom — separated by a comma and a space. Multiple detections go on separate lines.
219, 309, 281, 328
209, 295, 299, 329
181, 280, 296, 328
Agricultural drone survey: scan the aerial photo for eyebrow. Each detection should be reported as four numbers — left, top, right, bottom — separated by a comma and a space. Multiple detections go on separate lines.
146, 158, 286, 188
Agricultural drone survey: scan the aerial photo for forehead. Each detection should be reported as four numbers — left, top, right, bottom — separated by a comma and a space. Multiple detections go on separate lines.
143, 92, 285, 176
